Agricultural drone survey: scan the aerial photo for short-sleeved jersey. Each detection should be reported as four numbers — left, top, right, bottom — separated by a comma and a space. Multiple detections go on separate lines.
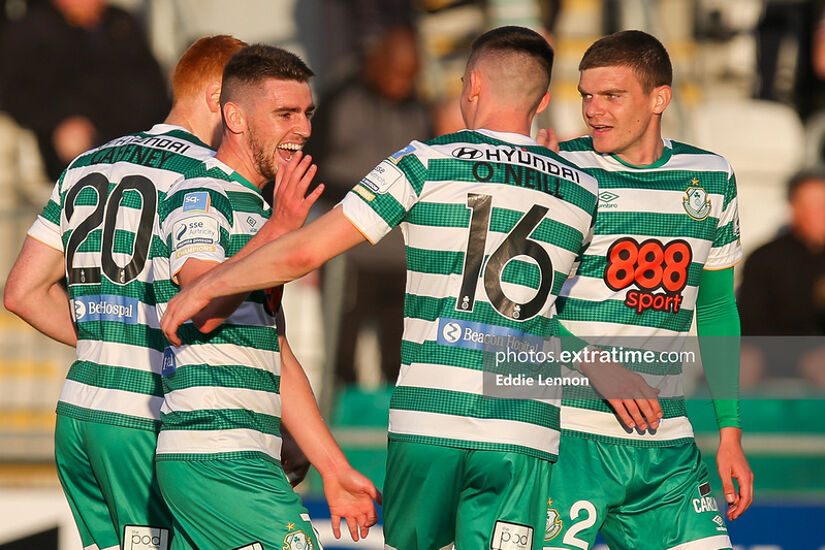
27, 124, 215, 431
152, 159, 283, 463
556, 136, 743, 446
341, 129, 599, 461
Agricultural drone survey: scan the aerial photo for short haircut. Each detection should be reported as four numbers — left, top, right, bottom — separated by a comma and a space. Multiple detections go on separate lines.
171, 35, 247, 104
788, 166, 825, 200
468, 26, 554, 87
579, 30, 672, 92
220, 44, 314, 107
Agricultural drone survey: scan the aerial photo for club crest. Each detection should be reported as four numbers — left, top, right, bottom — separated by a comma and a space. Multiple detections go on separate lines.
683, 180, 711, 220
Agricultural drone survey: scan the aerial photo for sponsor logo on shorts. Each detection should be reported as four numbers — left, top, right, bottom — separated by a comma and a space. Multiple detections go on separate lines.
711, 514, 728, 532
283, 525, 314, 550
491, 520, 533, 550
73, 295, 139, 324
182, 191, 210, 213
437, 317, 541, 352
544, 499, 562, 541
692, 482, 720, 513
123, 525, 169, 550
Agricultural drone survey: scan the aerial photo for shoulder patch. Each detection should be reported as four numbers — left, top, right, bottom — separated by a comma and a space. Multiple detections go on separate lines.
182, 191, 210, 213
360, 160, 404, 195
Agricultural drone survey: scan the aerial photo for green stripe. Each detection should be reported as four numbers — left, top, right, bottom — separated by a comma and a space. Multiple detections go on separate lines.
176, 323, 279, 352
160, 408, 281, 435
41, 200, 61, 225
225, 191, 265, 212
66, 361, 163, 396
167, 363, 280, 393
156, 451, 281, 464
57, 402, 159, 431
396, 154, 428, 195
391, 386, 558, 428
595, 211, 719, 240
70, 144, 206, 175
350, 187, 407, 228
388, 432, 557, 462
556, 297, 694, 332
76, 321, 167, 351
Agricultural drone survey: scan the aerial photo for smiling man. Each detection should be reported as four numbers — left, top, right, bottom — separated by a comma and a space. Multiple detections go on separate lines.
544, 30, 753, 550
151, 45, 379, 549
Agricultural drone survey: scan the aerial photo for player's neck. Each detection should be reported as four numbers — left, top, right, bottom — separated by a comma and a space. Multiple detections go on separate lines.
215, 136, 267, 190
164, 106, 214, 148
613, 125, 664, 167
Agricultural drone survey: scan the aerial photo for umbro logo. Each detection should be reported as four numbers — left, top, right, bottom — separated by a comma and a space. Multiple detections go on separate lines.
451, 147, 483, 160
599, 191, 619, 202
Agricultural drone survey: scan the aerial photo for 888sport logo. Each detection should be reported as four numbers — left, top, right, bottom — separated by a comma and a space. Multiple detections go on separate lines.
603, 237, 693, 314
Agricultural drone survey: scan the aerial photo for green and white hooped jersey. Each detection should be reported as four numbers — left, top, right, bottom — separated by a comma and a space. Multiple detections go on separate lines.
556, 136, 742, 446
341, 129, 599, 461
153, 159, 283, 463
27, 124, 215, 431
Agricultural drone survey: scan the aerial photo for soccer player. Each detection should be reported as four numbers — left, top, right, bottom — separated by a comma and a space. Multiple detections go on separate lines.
160, 26, 600, 550
3, 35, 257, 550
543, 30, 753, 550
152, 44, 380, 550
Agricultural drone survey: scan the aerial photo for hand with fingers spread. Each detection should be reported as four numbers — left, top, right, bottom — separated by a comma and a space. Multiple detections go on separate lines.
323, 466, 382, 541
578, 360, 663, 431
716, 427, 753, 521
262, 151, 325, 241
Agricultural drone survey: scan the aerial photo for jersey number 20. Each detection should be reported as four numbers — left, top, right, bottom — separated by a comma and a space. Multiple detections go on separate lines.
64, 172, 156, 286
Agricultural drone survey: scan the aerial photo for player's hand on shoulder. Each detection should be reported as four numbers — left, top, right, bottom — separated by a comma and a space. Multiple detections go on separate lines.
265, 151, 324, 238
536, 127, 559, 153
322, 466, 381, 541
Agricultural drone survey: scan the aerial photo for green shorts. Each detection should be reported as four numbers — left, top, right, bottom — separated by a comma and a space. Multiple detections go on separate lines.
156, 456, 320, 550
544, 437, 732, 550
383, 440, 553, 550
54, 414, 172, 550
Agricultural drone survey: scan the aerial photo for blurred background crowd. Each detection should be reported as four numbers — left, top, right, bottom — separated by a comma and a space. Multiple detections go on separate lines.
0, 1, 823, 548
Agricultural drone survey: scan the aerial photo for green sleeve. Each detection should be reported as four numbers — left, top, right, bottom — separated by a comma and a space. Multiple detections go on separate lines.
695, 267, 742, 429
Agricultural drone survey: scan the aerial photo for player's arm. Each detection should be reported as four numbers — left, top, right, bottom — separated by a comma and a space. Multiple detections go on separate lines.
277, 313, 380, 541
162, 206, 366, 345
696, 266, 753, 520
4, 236, 76, 346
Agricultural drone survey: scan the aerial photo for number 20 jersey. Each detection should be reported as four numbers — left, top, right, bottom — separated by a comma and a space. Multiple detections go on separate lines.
341, 129, 598, 461
556, 136, 743, 446
27, 124, 216, 431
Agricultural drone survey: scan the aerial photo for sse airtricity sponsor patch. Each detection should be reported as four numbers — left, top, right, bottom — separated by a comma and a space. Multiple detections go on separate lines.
359, 160, 403, 195
182, 191, 210, 213
437, 317, 542, 352
73, 295, 139, 324
172, 216, 219, 251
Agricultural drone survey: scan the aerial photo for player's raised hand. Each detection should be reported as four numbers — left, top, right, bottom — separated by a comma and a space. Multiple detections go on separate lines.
265, 151, 324, 238
716, 427, 753, 520
323, 466, 382, 541
160, 282, 212, 346
579, 360, 663, 431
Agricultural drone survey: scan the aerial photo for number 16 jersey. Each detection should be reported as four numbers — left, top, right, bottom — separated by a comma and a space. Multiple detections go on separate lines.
27, 124, 215, 432
341, 129, 598, 461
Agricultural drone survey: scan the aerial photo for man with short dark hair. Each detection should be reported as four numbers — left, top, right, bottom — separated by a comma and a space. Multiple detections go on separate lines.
3, 35, 248, 550
159, 27, 599, 550
543, 30, 753, 550
152, 44, 379, 550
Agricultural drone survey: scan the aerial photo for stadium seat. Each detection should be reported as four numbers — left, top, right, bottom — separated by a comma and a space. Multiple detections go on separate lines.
689, 99, 804, 259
